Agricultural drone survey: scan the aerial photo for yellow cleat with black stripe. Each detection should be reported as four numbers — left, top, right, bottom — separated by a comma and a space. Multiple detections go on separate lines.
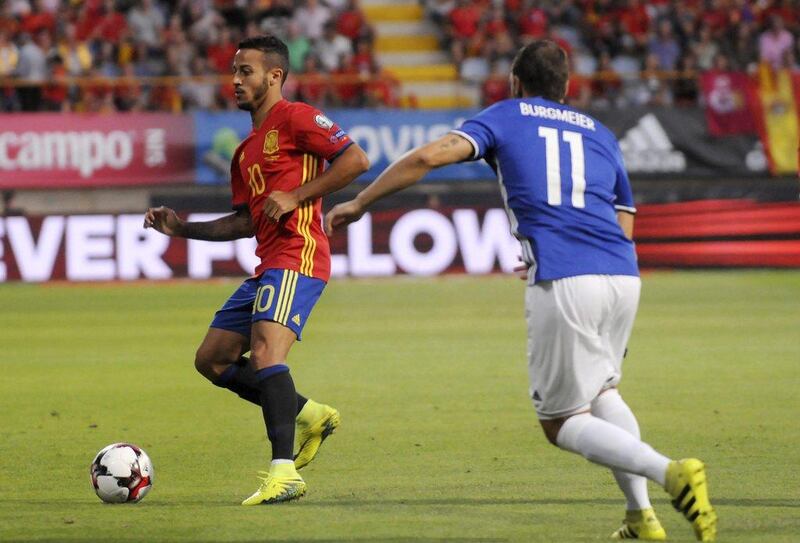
611, 508, 667, 540
665, 458, 717, 542
241, 462, 306, 506
294, 400, 340, 470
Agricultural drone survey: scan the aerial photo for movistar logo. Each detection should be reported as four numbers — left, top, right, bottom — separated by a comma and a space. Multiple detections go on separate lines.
619, 113, 686, 173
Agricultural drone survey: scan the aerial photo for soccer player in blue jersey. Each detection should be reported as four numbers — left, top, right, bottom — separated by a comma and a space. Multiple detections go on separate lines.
327, 40, 717, 541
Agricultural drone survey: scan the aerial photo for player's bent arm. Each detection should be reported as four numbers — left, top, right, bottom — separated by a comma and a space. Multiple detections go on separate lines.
165, 207, 254, 241
355, 134, 474, 209
293, 144, 370, 203
616, 211, 634, 240
325, 134, 474, 233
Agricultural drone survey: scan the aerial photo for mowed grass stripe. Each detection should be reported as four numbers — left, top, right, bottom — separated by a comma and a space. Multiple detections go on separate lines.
1, 271, 798, 542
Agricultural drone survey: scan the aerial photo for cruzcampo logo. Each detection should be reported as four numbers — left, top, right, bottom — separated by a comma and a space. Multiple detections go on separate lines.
263, 130, 279, 156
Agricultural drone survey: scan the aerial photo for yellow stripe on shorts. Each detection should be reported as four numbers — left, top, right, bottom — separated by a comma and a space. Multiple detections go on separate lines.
273, 269, 288, 323
278, 270, 298, 325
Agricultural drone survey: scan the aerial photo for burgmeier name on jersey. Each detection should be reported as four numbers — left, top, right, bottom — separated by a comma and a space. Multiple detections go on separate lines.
519, 102, 596, 131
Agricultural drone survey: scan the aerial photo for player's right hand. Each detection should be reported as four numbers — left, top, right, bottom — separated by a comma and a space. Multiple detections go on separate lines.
325, 200, 365, 235
143, 206, 183, 237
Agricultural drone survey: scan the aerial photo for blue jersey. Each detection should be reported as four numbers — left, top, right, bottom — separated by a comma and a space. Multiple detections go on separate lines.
453, 98, 639, 282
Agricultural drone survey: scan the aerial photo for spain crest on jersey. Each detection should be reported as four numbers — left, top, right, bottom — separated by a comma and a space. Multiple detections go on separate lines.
263, 130, 280, 157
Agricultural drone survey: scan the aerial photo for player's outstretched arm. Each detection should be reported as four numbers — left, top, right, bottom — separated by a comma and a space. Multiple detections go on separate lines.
144, 206, 254, 241
263, 144, 370, 222
325, 134, 473, 234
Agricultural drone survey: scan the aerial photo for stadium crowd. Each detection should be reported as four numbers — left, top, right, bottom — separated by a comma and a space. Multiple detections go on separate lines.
0, 0, 395, 112
427, 0, 799, 107
0, 0, 798, 112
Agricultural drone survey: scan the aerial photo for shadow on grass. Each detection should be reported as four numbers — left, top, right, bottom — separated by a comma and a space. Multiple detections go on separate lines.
0, 540, 508, 543
4, 497, 798, 509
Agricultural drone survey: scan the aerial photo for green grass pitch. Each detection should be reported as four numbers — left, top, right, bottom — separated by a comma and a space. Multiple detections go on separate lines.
1, 271, 799, 542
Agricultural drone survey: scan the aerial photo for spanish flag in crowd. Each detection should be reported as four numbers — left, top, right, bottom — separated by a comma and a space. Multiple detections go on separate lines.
753, 64, 800, 176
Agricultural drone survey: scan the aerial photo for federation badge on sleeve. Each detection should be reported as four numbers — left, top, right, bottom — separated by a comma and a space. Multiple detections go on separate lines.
314, 114, 334, 130
263, 130, 280, 156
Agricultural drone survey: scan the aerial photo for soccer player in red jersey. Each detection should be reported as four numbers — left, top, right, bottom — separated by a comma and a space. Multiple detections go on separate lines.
144, 35, 369, 504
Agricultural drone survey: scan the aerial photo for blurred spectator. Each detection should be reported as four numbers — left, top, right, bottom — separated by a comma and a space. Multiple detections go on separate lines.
648, 18, 681, 70
316, 21, 352, 72
672, 51, 699, 106
181, 56, 218, 110
187, 3, 224, 46
293, 0, 331, 41
365, 66, 400, 108
621, 52, 671, 107
20, 0, 55, 36
728, 21, 759, 72
3, 0, 798, 112
481, 59, 510, 106
331, 53, 361, 106
256, 0, 293, 38
206, 26, 237, 74
15, 31, 47, 111
285, 21, 311, 73
590, 49, 622, 108
618, 0, 650, 47
95, 0, 129, 44
41, 50, 66, 111
425, 0, 455, 27
518, 0, 548, 41
352, 38, 377, 76
693, 24, 719, 71
296, 54, 330, 107
96, 41, 121, 78
447, 0, 483, 65
0, 30, 19, 76
58, 23, 93, 76
566, 61, 592, 108
336, 0, 371, 42
127, 0, 165, 49
759, 14, 795, 70
482, 5, 515, 60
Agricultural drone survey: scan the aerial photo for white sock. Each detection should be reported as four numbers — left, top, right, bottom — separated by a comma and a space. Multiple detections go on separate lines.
591, 389, 652, 510
556, 413, 671, 487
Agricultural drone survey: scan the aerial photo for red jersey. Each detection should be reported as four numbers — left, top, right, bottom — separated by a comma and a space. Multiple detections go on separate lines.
231, 100, 352, 282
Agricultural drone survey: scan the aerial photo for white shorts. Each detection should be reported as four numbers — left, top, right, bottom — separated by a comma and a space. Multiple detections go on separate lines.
525, 274, 641, 420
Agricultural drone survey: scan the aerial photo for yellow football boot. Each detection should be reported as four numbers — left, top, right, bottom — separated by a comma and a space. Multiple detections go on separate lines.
294, 400, 340, 470
611, 508, 667, 540
665, 458, 717, 542
241, 462, 306, 505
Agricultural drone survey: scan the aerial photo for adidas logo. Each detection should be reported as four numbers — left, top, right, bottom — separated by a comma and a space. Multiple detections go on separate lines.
618, 113, 686, 173
292, 314, 301, 326
532, 390, 542, 402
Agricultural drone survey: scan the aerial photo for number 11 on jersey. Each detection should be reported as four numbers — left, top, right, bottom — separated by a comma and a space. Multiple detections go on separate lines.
538, 127, 586, 208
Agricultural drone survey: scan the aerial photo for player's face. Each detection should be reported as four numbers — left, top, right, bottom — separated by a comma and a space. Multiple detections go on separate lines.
232, 49, 281, 111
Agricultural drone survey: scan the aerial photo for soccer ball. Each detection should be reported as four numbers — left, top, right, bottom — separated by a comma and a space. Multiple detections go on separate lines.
90, 443, 154, 503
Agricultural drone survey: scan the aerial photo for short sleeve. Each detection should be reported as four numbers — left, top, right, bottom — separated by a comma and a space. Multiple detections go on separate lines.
291, 105, 353, 162
450, 104, 501, 160
230, 148, 248, 210
612, 140, 636, 214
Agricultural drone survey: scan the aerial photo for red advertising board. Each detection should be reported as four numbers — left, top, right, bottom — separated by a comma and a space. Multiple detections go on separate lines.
0, 114, 195, 188
2, 202, 799, 282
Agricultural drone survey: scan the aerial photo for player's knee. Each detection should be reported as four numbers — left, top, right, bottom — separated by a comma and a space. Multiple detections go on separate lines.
539, 418, 566, 446
193, 346, 235, 382
193, 349, 215, 380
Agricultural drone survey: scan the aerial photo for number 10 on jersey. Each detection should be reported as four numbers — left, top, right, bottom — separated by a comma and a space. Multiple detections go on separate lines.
538, 127, 586, 208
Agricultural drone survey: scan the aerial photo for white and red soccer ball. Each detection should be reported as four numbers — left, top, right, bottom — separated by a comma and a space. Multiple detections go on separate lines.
90, 443, 153, 503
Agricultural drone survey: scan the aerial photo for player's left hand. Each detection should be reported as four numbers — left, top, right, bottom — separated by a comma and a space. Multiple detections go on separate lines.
263, 191, 300, 222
